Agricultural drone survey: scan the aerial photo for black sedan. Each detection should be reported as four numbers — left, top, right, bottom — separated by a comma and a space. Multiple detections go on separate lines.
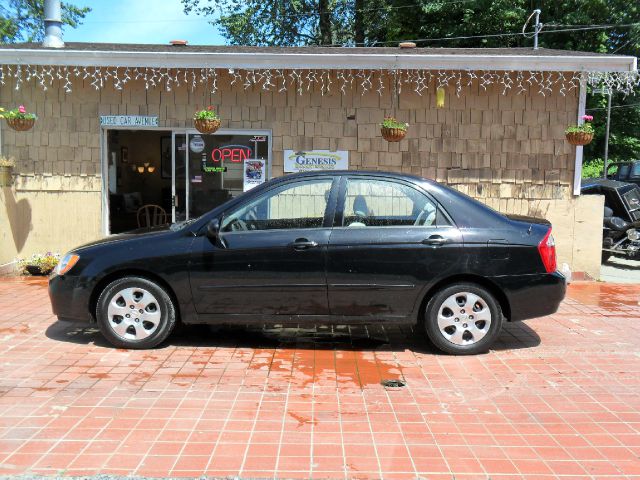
49, 171, 566, 355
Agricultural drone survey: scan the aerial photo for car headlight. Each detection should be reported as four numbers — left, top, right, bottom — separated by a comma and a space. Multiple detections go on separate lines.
54, 253, 80, 275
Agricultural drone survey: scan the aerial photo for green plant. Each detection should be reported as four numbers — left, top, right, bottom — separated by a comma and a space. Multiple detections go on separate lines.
380, 116, 409, 131
0, 105, 37, 121
565, 115, 594, 135
18, 252, 60, 275
193, 106, 219, 121
0, 155, 16, 168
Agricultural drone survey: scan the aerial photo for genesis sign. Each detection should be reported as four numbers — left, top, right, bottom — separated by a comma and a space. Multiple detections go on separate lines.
284, 150, 349, 173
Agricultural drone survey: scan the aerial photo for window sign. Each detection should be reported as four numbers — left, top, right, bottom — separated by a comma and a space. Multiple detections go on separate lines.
284, 150, 349, 173
243, 159, 267, 192
189, 135, 205, 153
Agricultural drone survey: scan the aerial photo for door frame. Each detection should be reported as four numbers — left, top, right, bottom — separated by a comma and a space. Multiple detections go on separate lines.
100, 127, 273, 235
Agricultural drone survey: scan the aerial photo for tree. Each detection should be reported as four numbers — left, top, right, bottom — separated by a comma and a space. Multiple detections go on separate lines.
0, 0, 90, 44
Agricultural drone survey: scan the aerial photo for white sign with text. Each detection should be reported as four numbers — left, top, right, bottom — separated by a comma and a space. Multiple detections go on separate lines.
284, 150, 348, 173
100, 115, 159, 127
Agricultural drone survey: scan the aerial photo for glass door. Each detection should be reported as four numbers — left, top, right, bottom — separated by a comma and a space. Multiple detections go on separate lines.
182, 131, 270, 220
171, 132, 188, 222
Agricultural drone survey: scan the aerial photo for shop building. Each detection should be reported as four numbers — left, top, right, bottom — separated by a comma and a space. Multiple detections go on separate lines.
0, 42, 637, 277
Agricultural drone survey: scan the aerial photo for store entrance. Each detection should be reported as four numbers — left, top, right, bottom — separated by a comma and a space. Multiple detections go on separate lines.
106, 129, 270, 234
107, 129, 173, 234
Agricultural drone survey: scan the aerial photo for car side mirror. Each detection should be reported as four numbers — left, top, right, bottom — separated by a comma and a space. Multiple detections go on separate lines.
206, 218, 220, 241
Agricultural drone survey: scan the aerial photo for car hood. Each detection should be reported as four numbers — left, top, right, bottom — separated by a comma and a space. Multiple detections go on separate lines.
72, 225, 172, 253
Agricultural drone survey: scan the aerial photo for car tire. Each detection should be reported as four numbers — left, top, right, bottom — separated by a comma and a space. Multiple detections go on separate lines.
423, 283, 503, 355
96, 276, 176, 349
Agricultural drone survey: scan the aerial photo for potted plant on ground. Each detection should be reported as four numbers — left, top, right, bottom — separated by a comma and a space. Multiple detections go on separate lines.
18, 252, 60, 276
0, 105, 37, 131
565, 115, 594, 146
193, 106, 221, 134
0, 155, 15, 187
380, 116, 409, 142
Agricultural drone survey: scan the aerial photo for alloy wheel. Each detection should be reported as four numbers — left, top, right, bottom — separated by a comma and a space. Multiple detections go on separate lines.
106, 287, 161, 341
437, 291, 492, 346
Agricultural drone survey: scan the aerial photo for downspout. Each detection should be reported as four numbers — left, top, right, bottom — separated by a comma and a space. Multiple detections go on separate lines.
572, 75, 587, 196
43, 0, 64, 48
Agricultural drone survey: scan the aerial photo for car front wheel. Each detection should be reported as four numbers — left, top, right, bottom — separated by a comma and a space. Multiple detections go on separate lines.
423, 283, 503, 355
96, 276, 176, 349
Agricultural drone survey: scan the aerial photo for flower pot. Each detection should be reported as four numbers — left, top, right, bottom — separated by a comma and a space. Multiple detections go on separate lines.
194, 118, 221, 134
6, 117, 35, 132
565, 131, 593, 146
0, 166, 13, 187
381, 126, 407, 142
25, 265, 53, 276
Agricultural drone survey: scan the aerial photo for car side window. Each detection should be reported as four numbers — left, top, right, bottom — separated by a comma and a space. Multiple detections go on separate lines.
221, 179, 333, 232
342, 178, 450, 228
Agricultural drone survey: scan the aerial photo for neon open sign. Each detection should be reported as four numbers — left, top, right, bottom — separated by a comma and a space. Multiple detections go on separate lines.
211, 145, 253, 163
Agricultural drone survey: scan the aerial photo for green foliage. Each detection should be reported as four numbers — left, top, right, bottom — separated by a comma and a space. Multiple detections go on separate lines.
193, 106, 220, 121
582, 158, 605, 178
565, 123, 594, 134
0, 0, 90, 44
380, 116, 408, 130
0, 105, 36, 120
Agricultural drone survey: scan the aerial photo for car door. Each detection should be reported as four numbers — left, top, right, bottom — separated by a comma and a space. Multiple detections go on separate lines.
326, 176, 462, 318
189, 177, 338, 316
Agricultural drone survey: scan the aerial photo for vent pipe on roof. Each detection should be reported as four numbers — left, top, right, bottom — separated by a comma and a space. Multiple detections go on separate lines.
43, 0, 64, 48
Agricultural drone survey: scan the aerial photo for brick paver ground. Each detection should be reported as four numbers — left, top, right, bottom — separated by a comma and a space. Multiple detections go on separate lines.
0, 277, 639, 479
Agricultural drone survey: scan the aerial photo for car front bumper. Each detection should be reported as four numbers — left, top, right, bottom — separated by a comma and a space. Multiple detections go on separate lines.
493, 271, 567, 322
49, 274, 93, 323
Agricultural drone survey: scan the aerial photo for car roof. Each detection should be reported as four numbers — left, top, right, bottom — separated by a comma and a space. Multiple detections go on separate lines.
279, 169, 435, 184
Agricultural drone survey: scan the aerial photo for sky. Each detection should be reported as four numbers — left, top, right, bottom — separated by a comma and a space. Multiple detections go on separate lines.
63, 0, 225, 45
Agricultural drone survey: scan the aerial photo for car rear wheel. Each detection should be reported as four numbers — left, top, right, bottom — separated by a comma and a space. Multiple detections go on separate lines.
423, 283, 503, 355
96, 276, 176, 349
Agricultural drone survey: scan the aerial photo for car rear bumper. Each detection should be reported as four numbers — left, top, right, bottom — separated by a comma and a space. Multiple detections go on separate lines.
492, 271, 567, 322
49, 274, 93, 323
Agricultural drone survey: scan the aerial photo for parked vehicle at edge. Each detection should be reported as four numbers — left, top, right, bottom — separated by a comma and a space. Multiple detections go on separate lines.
581, 178, 640, 262
605, 160, 640, 187
49, 171, 566, 355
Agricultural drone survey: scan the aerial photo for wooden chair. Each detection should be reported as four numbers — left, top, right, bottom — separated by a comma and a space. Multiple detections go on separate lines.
137, 204, 168, 228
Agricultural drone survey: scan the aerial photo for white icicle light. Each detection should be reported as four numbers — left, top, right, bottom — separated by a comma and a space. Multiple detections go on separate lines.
0, 64, 636, 97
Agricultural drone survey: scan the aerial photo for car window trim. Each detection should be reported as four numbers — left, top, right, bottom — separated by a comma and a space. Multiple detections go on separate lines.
334, 175, 455, 229
218, 176, 339, 233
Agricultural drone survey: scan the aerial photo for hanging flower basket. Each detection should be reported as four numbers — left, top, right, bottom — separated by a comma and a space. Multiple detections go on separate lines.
380, 117, 409, 142
565, 131, 594, 146
194, 118, 221, 134
0, 105, 37, 131
6, 117, 36, 132
565, 115, 594, 146
193, 106, 220, 134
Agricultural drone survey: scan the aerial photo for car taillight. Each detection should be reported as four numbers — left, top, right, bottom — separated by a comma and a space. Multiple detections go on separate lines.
538, 228, 557, 273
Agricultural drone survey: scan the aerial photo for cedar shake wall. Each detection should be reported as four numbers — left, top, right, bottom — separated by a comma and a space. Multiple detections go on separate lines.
0, 71, 602, 277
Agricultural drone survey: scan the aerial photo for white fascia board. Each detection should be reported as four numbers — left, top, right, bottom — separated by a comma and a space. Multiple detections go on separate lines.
0, 48, 636, 72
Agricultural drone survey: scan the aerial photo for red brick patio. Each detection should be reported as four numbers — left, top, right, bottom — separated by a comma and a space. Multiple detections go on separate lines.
0, 277, 639, 479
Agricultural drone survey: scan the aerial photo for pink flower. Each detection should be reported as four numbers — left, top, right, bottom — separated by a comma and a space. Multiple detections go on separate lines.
18, 105, 26, 114
582, 115, 593, 122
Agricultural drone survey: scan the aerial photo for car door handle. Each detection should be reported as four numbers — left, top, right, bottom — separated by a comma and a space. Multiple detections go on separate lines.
289, 238, 319, 250
422, 235, 447, 246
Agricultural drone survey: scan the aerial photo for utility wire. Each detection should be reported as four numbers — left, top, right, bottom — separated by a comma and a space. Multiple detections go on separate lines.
586, 102, 640, 111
